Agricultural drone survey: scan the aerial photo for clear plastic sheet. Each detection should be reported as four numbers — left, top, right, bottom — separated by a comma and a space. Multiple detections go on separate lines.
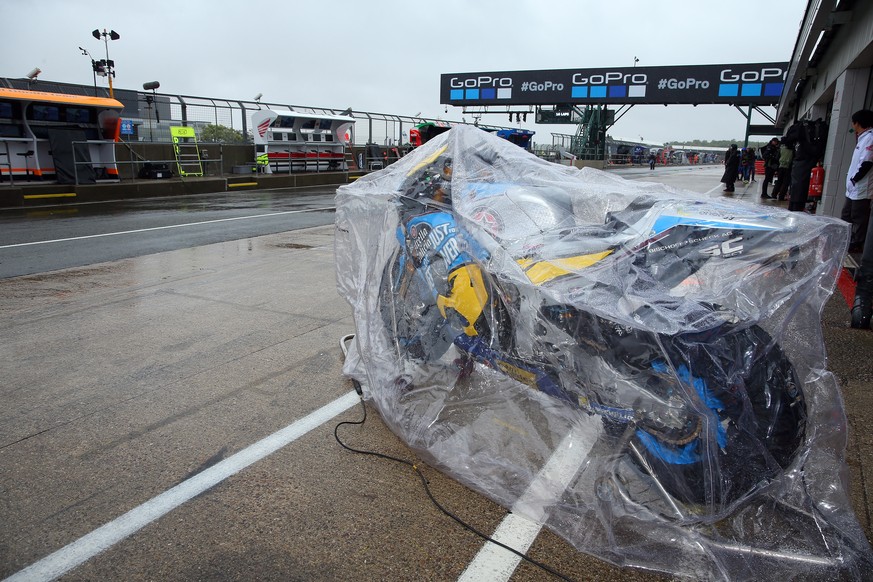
334, 126, 873, 580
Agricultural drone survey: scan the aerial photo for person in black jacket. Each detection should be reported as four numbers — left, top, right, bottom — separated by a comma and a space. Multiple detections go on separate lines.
721, 144, 740, 193
760, 137, 780, 199
784, 118, 828, 211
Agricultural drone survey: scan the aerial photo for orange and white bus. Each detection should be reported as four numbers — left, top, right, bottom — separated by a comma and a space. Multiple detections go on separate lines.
0, 87, 123, 184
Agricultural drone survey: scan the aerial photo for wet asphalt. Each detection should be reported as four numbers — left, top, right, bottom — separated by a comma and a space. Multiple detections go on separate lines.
0, 188, 338, 278
0, 166, 870, 581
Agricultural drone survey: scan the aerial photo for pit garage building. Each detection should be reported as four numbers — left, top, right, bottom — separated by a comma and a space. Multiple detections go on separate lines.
778, 0, 873, 217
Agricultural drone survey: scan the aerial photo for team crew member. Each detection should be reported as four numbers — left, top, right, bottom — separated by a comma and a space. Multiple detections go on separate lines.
842, 111, 873, 253
844, 109, 873, 328
760, 138, 780, 199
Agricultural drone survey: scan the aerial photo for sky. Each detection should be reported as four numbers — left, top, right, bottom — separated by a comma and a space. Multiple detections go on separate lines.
0, 0, 806, 145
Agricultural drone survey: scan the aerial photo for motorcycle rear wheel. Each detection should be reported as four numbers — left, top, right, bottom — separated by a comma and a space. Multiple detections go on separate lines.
630, 324, 806, 509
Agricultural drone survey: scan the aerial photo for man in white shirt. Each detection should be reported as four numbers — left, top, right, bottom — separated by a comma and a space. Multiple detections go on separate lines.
842, 111, 873, 253
845, 109, 873, 328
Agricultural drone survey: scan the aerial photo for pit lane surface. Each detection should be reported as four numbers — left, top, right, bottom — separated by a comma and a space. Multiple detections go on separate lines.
0, 187, 339, 279
1, 168, 869, 581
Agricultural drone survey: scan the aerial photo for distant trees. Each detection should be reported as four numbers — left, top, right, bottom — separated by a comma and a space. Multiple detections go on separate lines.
199, 124, 246, 143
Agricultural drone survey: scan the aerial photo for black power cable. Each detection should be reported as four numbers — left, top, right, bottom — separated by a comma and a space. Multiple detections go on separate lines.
334, 393, 577, 582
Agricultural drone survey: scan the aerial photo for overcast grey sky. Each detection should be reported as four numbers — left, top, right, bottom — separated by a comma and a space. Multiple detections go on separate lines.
1, 0, 805, 144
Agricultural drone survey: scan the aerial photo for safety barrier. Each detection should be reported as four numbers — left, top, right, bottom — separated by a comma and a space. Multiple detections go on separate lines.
69, 140, 224, 184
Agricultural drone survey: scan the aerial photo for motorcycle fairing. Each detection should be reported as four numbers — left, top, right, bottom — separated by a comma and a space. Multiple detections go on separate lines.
516, 250, 614, 285
403, 212, 466, 272
460, 184, 796, 296
436, 264, 488, 336
401, 210, 491, 336
648, 207, 785, 236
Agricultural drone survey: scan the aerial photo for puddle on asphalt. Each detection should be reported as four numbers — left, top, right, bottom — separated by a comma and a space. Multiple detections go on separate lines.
272, 243, 313, 249
0, 263, 120, 305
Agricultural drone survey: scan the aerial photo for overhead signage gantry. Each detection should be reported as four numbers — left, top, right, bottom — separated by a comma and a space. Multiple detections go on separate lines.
440, 62, 788, 158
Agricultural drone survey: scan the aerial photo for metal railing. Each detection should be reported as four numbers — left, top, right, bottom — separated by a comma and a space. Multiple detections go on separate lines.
0, 140, 12, 185
71, 140, 227, 183
128, 91, 515, 148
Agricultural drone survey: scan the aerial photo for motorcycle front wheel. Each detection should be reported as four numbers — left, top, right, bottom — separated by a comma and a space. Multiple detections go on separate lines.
379, 251, 455, 363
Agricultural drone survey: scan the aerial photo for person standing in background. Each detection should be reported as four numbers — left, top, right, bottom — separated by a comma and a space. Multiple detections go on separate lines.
845, 109, 873, 328
773, 139, 794, 201
760, 138, 780, 199
721, 144, 740, 193
740, 147, 753, 183
748, 147, 757, 182
841, 111, 873, 252
784, 118, 829, 211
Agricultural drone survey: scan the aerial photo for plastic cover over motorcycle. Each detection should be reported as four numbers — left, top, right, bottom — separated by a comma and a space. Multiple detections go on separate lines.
334, 125, 873, 580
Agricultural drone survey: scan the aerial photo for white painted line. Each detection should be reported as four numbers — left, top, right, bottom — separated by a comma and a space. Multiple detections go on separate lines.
458, 514, 544, 581
704, 183, 725, 197
3, 391, 360, 582
0, 207, 335, 250
458, 421, 598, 582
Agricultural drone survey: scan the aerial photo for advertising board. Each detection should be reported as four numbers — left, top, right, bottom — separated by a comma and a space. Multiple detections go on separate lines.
441, 63, 788, 107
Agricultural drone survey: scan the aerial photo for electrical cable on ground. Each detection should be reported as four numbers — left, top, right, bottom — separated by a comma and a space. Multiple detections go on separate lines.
333, 383, 577, 582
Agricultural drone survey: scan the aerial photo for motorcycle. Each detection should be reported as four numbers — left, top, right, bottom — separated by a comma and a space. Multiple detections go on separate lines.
336, 127, 873, 578
374, 141, 810, 512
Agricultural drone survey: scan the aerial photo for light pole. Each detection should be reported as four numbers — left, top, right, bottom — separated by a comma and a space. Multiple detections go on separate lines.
143, 81, 160, 142
78, 47, 98, 96
92, 28, 120, 98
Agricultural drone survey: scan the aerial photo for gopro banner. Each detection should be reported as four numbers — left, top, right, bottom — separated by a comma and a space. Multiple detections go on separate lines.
440, 62, 788, 106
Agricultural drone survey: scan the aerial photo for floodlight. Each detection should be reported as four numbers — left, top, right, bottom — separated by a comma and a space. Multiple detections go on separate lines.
92, 27, 120, 98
